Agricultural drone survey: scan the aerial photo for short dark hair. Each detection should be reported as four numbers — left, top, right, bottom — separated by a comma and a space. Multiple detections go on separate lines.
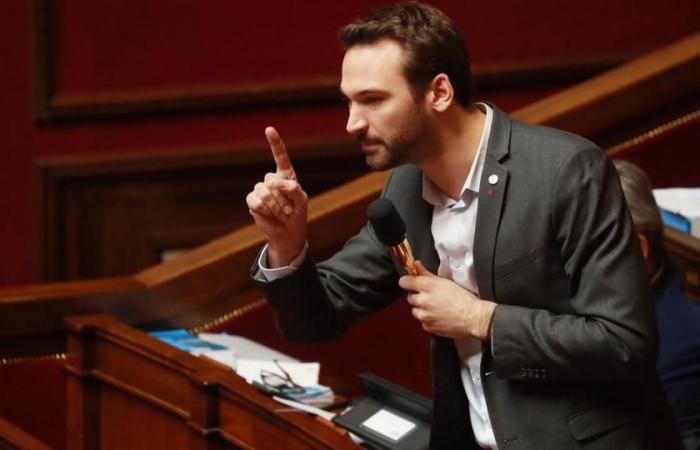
613, 160, 666, 265
338, 2, 474, 108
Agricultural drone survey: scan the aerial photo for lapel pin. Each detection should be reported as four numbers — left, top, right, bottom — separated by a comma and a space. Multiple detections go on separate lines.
488, 174, 499, 185
487, 189, 495, 197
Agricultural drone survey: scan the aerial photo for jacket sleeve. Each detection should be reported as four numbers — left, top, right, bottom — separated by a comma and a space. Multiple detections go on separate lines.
251, 174, 403, 343
490, 146, 658, 381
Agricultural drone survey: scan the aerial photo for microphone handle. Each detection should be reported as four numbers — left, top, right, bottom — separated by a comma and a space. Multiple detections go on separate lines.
390, 240, 418, 275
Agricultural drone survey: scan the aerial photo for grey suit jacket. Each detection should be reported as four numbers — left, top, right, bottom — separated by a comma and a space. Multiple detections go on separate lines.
255, 106, 682, 449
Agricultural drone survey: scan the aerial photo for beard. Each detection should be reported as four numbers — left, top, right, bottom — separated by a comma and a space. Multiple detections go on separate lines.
360, 104, 432, 171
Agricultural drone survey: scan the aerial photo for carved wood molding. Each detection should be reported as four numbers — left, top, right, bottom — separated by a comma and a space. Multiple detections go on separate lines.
35, 136, 364, 282
4, 32, 699, 361
32, 0, 626, 123
514, 32, 700, 137
0, 416, 52, 450
64, 314, 360, 449
665, 228, 700, 302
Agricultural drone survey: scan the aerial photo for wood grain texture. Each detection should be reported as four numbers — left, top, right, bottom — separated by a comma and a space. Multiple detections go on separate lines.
31, 0, 633, 122
0, 416, 51, 450
1, 33, 699, 360
65, 314, 358, 449
36, 137, 365, 282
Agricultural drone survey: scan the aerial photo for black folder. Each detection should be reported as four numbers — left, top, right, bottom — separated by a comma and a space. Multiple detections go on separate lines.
332, 373, 432, 450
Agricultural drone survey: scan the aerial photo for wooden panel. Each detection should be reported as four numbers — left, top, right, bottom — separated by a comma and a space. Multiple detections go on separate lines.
31, 0, 640, 122
36, 137, 367, 282
2, 33, 699, 362
1, 170, 385, 360
65, 314, 358, 449
0, 417, 51, 450
0, 277, 146, 359
100, 386, 191, 450
665, 228, 700, 302
31, 0, 339, 121
514, 32, 700, 139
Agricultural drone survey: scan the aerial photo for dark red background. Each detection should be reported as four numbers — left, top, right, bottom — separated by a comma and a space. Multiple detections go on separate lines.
0, 2, 698, 448
0, 1, 698, 287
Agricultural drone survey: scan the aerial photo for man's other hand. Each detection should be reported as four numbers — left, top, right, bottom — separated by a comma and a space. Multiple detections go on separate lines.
399, 261, 497, 340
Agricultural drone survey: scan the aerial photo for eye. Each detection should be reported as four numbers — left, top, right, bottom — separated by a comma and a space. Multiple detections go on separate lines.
364, 97, 383, 106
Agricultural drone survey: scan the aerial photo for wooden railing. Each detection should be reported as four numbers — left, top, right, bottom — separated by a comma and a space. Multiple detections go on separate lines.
513, 32, 700, 137
0, 171, 386, 360
1, 31, 699, 361
0, 416, 52, 450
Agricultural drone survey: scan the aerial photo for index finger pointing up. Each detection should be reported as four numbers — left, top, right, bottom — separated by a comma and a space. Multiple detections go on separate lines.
265, 126, 296, 179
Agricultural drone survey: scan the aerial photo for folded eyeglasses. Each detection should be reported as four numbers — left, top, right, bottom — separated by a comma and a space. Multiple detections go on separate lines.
259, 359, 305, 395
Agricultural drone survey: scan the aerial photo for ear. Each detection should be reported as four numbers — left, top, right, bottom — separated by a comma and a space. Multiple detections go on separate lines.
426, 73, 454, 112
637, 232, 650, 260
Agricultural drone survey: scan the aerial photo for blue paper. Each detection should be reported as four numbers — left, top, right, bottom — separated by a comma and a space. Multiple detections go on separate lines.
150, 329, 228, 352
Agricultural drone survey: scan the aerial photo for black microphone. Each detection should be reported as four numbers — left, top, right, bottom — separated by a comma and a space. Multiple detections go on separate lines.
367, 198, 418, 275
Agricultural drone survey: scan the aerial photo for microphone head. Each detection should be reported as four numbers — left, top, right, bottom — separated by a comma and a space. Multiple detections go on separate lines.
367, 198, 406, 247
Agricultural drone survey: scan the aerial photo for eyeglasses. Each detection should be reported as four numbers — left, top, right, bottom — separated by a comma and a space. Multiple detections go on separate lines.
260, 359, 305, 395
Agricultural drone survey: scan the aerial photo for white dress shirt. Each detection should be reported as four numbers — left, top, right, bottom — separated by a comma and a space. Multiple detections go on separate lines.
422, 103, 496, 449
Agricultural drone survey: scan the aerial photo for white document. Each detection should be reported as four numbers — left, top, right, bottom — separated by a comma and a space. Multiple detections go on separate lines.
196, 349, 237, 366
272, 396, 336, 421
653, 188, 700, 237
236, 359, 320, 386
653, 188, 700, 217
361, 409, 416, 442
197, 333, 298, 369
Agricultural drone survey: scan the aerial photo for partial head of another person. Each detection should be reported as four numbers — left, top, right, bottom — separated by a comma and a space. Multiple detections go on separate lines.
613, 160, 666, 275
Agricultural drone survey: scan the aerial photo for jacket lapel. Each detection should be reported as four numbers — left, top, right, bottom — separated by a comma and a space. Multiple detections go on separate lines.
410, 197, 440, 273
396, 165, 440, 274
473, 106, 511, 300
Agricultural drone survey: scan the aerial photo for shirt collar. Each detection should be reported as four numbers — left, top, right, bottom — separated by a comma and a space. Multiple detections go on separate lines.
422, 103, 494, 208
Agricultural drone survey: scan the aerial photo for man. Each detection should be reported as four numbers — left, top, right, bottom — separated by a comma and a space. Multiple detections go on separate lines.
614, 160, 700, 450
246, 3, 681, 448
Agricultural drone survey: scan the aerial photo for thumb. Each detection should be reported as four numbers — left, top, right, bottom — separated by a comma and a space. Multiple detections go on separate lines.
414, 260, 435, 277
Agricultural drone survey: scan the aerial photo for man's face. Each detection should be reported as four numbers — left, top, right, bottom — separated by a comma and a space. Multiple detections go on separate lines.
340, 40, 431, 170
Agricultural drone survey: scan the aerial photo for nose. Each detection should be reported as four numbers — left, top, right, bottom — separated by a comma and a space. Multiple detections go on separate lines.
346, 105, 368, 136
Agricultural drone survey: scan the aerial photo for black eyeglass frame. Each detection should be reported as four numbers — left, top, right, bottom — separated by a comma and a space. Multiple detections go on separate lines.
259, 359, 305, 395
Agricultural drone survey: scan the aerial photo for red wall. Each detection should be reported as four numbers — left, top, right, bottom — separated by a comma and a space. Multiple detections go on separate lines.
1, 0, 699, 287
0, 2, 698, 448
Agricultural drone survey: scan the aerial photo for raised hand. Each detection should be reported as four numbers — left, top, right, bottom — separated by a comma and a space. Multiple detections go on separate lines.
399, 261, 497, 340
246, 127, 308, 267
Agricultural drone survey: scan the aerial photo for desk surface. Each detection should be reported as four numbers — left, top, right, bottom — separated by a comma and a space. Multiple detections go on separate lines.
65, 314, 360, 450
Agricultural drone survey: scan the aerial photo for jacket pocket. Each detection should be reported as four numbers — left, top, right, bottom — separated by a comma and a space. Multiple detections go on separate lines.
567, 408, 635, 441
494, 250, 535, 280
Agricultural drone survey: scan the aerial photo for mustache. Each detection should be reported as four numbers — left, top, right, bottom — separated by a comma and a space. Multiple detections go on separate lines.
358, 133, 385, 145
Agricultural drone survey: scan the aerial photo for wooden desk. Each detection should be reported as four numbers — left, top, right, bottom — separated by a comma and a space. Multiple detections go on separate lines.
64, 314, 358, 450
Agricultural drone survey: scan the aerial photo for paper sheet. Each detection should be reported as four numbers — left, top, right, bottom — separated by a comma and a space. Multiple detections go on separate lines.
236, 359, 320, 386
